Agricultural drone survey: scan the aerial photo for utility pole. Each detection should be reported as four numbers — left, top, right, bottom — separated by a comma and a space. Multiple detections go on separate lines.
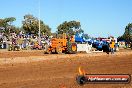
38, 0, 41, 45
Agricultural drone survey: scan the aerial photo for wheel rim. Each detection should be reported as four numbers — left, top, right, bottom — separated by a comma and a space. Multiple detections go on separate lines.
72, 45, 77, 51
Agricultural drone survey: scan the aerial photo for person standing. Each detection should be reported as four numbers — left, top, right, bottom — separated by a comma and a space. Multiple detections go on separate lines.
18, 36, 23, 50
110, 39, 115, 54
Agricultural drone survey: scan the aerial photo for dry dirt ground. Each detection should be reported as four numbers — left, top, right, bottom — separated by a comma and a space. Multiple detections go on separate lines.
0, 50, 132, 88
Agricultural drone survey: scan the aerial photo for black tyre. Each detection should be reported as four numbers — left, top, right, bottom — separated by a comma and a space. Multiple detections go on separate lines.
66, 42, 77, 54
102, 45, 109, 52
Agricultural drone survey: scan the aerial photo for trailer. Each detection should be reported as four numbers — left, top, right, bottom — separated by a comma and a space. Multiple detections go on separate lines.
77, 43, 92, 53
75, 33, 92, 53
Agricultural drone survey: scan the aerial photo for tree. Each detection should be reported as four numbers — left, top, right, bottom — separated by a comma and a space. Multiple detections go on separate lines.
4, 17, 16, 24
0, 17, 16, 36
117, 36, 125, 41
0, 17, 16, 26
119, 23, 132, 42
22, 14, 51, 36
83, 34, 90, 39
57, 21, 82, 36
9, 26, 21, 34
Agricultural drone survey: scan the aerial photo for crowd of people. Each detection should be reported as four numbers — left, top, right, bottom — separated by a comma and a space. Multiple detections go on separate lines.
0, 32, 50, 50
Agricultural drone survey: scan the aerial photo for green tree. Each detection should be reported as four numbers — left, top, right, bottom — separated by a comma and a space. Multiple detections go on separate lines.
4, 17, 16, 24
120, 23, 132, 42
22, 14, 51, 36
117, 36, 125, 41
83, 34, 90, 39
9, 26, 21, 34
0, 17, 16, 36
57, 21, 82, 36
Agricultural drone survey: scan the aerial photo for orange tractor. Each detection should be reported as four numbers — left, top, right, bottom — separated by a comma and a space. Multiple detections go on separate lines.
45, 33, 77, 54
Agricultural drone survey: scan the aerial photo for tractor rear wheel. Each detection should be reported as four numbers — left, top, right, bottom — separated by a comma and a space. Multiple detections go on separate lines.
67, 42, 77, 54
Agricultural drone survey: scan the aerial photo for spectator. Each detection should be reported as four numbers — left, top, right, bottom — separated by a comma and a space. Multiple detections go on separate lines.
17, 36, 23, 50
110, 39, 115, 54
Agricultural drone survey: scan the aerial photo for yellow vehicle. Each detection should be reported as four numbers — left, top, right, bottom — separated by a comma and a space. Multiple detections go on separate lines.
45, 33, 77, 54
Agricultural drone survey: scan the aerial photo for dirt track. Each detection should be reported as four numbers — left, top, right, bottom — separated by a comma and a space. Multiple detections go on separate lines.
0, 50, 132, 88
